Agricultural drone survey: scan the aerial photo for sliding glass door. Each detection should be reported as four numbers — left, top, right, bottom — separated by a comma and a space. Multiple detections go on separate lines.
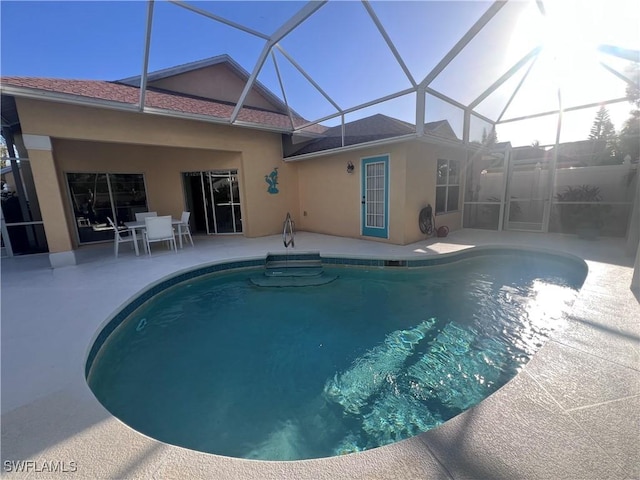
66, 173, 148, 243
182, 170, 242, 235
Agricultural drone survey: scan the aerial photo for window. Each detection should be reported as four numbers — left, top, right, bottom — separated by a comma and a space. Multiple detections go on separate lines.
67, 173, 148, 243
436, 159, 460, 214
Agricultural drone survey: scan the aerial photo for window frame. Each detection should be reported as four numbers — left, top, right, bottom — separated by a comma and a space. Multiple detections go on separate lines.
435, 158, 460, 215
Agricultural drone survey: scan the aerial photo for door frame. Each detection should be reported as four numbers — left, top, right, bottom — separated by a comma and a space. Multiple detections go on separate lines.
182, 170, 243, 235
361, 154, 389, 238
503, 156, 552, 233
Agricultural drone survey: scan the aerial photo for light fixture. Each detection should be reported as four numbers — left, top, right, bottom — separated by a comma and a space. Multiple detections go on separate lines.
347, 161, 354, 174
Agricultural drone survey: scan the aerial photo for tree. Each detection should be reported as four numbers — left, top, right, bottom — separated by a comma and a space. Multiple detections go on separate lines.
0, 136, 8, 169
588, 106, 618, 165
617, 62, 640, 164
480, 127, 498, 148
589, 106, 616, 141
624, 63, 640, 109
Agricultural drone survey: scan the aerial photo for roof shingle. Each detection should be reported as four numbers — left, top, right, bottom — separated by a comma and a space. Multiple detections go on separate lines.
0, 76, 325, 133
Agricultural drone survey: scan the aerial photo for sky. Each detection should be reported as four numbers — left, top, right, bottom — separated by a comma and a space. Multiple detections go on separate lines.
1, 0, 639, 147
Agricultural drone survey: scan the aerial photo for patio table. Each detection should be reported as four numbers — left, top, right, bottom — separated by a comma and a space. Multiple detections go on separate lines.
124, 218, 184, 256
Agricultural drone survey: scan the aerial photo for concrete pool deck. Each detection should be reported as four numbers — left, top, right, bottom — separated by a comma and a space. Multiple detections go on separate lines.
1, 229, 639, 479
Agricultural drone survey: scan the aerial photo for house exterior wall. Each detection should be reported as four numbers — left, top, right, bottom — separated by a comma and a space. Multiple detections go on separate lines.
295, 141, 467, 246
149, 64, 281, 112
404, 141, 466, 243
14, 97, 296, 252
295, 144, 409, 245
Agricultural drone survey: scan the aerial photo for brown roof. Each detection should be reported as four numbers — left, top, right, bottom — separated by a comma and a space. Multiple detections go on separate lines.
288, 114, 414, 156
287, 114, 458, 157
0, 76, 326, 133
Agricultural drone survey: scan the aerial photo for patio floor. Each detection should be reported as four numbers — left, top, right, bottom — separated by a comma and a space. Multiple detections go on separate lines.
1, 229, 639, 479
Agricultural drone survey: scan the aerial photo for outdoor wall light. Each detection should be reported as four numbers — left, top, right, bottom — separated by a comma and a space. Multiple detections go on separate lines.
347, 161, 354, 174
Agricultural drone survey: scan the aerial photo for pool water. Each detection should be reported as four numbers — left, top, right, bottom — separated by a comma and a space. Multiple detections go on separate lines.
87, 253, 585, 460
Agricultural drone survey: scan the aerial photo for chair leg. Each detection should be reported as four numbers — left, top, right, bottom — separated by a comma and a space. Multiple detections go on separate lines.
114, 240, 119, 258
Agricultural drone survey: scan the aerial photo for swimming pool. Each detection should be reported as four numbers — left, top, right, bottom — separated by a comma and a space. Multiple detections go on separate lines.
86, 247, 586, 461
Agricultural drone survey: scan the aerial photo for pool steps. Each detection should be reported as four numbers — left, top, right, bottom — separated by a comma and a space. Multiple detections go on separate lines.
251, 252, 338, 287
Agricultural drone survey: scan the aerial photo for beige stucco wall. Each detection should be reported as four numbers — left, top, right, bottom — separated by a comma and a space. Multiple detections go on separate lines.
295, 140, 468, 246
15, 98, 297, 251
149, 64, 281, 112
24, 149, 74, 253
404, 141, 467, 244
295, 144, 409, 245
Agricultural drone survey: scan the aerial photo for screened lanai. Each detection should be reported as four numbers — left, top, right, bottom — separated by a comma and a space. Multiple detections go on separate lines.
1, 0, 639, 259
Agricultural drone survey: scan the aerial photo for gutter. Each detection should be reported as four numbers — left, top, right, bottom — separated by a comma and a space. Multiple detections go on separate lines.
284, 132, 476, 162
283, 133, 418, 161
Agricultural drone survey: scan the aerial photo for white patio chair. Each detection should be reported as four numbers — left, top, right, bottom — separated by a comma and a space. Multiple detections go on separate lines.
135, 211, 157, 222
180, 211, 194, 247
107, 216, 135, 258
144, 215, 177, 255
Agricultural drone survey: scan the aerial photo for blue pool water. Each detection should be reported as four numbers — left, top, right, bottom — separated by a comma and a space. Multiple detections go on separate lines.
87, 252, 585, 460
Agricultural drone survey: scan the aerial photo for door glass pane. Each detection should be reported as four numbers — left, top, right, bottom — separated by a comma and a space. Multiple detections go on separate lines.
183, 172, 207, 234
67, 173, 112, 243
185, 170, 242, 235
68, 173, 149, 244
204, 174, 216, 234
233, 205, 243, 233
110, 174, 147, 224
365, 162, 385, 228
212, 175, 234, 234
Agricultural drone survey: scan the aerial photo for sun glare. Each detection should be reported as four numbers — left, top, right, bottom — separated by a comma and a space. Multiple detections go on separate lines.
501, 0, 639, 145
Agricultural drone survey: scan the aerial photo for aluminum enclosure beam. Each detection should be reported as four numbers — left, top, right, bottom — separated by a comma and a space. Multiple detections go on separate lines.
275, 45, 341, 112
230, 1, 327, 123
498, 97, 629, 124
169, 1, 270, 40
496, 56, 538, 123
599, 62, 638, 89
271, 51, 295, 130
419, 1, 506, 88
138, 0, 155, 111
361, 0, 417, 88
469, 46, 542, 110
